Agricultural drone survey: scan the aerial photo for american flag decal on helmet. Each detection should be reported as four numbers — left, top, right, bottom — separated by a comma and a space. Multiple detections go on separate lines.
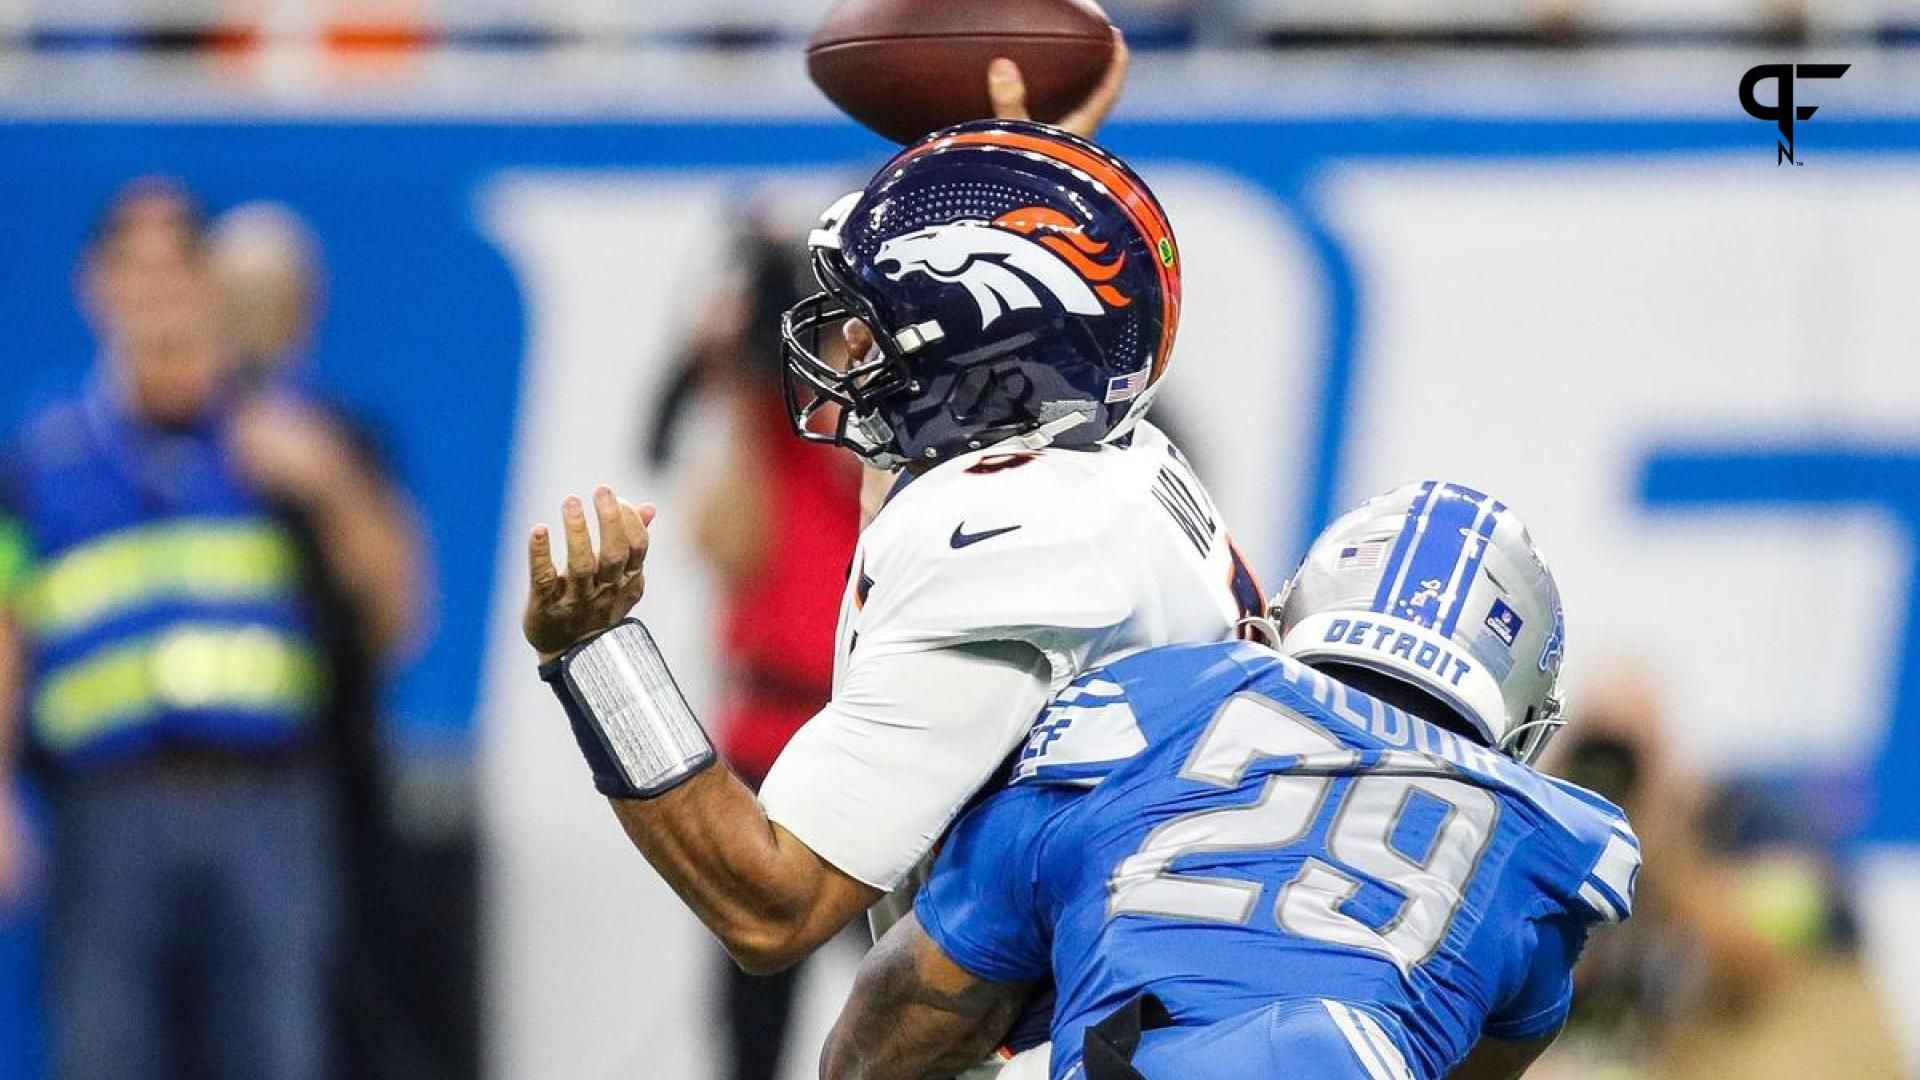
1105, 367, 1149, 403
1336, 541, 1387, 570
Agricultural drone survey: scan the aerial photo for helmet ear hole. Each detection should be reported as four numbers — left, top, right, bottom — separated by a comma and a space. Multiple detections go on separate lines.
949, 365, 995, 417
949, 365, 1037, 434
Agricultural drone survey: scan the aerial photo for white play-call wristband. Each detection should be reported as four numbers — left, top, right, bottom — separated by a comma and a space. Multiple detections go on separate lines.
549, 619, 714, 798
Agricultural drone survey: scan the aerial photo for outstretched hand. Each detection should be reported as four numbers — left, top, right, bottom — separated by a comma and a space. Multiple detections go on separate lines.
525, 487, 656, 663
986, 28, 1130, 140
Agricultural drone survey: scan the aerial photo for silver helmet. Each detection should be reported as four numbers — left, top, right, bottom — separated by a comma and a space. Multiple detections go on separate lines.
1273, 480, 1566, 763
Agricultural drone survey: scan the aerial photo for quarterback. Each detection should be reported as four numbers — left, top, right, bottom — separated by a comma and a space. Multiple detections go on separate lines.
519, 56, 1257, 1074
821, 482, 1638, 1080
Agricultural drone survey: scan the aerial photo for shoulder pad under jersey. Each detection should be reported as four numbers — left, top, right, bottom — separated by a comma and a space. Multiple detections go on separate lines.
853, 445, 1136, 681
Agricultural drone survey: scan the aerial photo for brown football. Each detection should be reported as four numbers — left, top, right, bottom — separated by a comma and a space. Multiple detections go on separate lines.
807, 0, 1115, 145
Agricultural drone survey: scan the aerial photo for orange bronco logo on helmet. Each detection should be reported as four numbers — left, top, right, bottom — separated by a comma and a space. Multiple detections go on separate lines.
873, 205, 1134, 332
992, 206, 1132, 310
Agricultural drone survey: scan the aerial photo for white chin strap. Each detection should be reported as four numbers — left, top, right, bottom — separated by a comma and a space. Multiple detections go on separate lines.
984, 412, 1090, 455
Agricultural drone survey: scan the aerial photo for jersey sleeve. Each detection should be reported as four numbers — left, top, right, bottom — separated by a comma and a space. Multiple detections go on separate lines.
759, 639, 1053, 891
1567, 819, 1641, 925
1483, 914, 1588, 1042
912, 784, 1065, 986
1533, 776, 1642, 926
854, 460, 1132, 685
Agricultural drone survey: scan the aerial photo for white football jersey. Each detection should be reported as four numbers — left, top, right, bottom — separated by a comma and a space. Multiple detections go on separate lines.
837, 420, 1253, 694
758, 421, 1258, 892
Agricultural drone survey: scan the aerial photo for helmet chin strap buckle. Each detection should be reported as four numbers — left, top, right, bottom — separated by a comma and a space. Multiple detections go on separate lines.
993, 412, 1090, 454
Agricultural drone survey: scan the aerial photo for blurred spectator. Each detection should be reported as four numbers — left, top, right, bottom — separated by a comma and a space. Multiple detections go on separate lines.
646, 214, 861, 1080
210, 201, 426, 671
209, 203, 470, 1080
0, 178, 419, 1080
0, 178, 329, 1080
1536, 672, 1902, 1080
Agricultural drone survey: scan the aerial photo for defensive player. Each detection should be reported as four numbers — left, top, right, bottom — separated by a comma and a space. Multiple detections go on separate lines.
521, 105, 1258, 1077
820, 482, 1639, 1080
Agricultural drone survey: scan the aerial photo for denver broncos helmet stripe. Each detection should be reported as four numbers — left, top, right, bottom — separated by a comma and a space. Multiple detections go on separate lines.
896, 127, 1182, 381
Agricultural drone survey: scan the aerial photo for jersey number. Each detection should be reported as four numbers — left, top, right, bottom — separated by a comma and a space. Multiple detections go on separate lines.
1106, 693, 1499, 973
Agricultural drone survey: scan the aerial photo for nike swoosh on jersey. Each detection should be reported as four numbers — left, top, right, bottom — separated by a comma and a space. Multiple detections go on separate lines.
950, 522, 1023, 549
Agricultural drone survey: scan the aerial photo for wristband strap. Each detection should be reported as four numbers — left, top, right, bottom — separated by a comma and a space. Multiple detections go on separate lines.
539, 619, 715, 799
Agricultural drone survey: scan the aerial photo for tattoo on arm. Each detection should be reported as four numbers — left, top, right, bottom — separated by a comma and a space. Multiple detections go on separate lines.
1447, 1034, 1557, 1080
824, 913, 1033, 1080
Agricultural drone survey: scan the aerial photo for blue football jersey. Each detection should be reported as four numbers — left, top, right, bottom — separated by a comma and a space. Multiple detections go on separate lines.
915, 641, 1639, 1080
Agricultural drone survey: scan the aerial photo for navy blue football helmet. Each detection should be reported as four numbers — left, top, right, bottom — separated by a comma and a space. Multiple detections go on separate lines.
781, 119, 1183, 468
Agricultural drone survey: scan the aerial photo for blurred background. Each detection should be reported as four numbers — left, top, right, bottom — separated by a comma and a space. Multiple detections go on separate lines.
0, 2, 1917, 1079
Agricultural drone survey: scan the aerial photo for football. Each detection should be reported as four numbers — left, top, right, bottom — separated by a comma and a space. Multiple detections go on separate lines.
807, 0, 1116, 144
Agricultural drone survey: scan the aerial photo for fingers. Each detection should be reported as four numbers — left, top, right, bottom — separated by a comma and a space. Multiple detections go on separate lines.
561, 495, 596, 582
547, 489, 653, 590
527, 524, 560, 595
988, 57, 1029, 120
524, 490, 651, 657
612, 498, 651, 607
987, 30, 1127, 140
593, 487, 630, 582
1059, 29, 1129, 139
620, 500, 652, 574
1099, 31, 1131, 100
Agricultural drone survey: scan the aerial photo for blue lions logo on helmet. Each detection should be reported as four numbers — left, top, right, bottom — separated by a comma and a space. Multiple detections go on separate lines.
1538, 605, 1566, 674
781, 120, 1180, 468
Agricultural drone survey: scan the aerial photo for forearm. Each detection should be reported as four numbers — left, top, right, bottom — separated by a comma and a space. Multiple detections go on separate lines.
607, 765, 879, 974
1447, 1034, 1554, 1080
826, 993, 1013, 1080
522, 490, 878, 972
824, 913, 1029, 1080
